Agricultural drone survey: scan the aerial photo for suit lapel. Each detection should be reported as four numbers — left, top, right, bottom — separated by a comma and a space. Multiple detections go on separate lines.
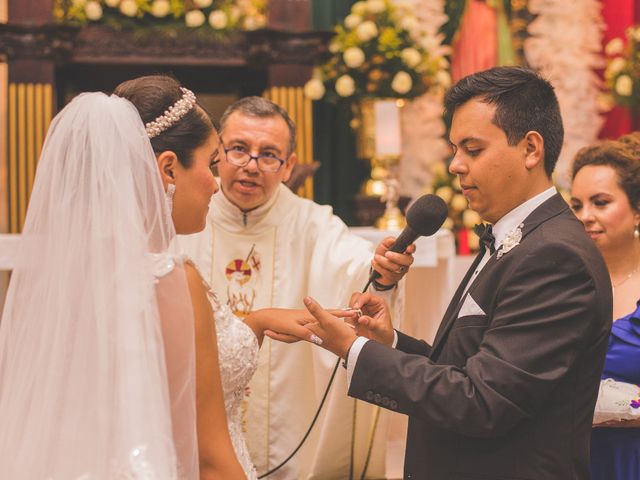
429, 193, 569, 358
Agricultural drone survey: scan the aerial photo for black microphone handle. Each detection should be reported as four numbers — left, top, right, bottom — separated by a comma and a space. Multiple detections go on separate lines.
368, 226, 418, 282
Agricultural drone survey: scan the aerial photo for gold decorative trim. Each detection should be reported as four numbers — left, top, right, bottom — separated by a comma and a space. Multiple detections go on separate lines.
7, 82, 53, 233
0, 62, 8, 234
8, 83, 17, 233
17, 84, 26, 228
360, 406, 381, 479
350, 399, 357, 480
264, 86, 315, 200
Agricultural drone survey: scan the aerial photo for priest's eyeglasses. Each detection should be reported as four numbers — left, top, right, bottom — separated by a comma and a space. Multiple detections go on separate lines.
224, 145, 286, 173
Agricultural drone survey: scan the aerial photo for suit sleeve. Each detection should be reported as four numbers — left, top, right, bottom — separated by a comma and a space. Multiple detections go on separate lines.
349, 242, 603, 438
396, 330, 432, 357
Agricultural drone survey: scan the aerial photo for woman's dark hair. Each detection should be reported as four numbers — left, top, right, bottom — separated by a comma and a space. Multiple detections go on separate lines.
572, 132, 640, 211
114, 75, 215, 168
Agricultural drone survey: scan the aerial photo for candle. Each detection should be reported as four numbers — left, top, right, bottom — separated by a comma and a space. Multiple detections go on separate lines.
374, 100, 402, 156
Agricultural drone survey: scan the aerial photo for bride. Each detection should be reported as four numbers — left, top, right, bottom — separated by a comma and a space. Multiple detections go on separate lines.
0, 75, 314, 479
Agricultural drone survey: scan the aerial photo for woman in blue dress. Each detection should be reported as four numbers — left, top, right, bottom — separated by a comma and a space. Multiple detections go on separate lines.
570, 132, 640, 479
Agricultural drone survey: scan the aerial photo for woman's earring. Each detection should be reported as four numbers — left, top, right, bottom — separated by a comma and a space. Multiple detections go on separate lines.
634, 224, 640, 240
166, 184, 176, 214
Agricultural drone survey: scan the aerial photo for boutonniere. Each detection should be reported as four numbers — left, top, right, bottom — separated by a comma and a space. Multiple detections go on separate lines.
497, 223, 523, 259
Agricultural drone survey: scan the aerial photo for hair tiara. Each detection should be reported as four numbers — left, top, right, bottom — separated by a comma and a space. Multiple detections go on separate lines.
145, 87, 197, 139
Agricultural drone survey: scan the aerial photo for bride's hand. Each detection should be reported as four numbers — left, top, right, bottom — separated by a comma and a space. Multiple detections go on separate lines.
261, 308, 358, 344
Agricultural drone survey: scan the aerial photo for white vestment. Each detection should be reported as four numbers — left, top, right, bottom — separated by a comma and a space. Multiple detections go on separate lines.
179, 184, 390, 479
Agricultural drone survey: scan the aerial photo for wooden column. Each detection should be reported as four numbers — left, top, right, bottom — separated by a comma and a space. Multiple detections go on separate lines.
265, 0, 316, 199
0, 0, 8, 311
6, 0, 55, 233
1, 0, 8, 235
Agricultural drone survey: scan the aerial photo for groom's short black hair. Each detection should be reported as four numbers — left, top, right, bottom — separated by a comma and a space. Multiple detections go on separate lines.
444, 66, 564, 178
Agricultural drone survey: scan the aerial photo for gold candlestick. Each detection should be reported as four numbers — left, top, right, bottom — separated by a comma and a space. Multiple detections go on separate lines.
351, 99, 406, 229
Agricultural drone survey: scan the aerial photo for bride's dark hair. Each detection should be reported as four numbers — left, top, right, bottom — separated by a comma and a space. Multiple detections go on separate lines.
115, 75, 215, 168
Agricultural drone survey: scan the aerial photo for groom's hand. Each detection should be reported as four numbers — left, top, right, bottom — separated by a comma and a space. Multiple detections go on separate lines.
350, 292, 394, 346
303, 297, 358, 358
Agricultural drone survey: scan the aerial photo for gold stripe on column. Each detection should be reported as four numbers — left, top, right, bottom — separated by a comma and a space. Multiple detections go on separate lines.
43, 84, 53, 137
26, 84, 35, 199
17, 84, 27, 229
0, 62, 7, 235
7, 82, 53, 233
264, 86, 315, 200
34, 84, 44, 169
302, 89, 313, 199
8, 83, 18, 233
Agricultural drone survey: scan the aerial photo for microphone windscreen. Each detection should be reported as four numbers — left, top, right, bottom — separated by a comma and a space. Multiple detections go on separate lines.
405, 194, 449, 236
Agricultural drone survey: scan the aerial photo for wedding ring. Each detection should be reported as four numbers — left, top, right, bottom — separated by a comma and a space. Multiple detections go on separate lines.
341, 307, 363, 319
310, 334, 323, 345
397, 266, 406, 274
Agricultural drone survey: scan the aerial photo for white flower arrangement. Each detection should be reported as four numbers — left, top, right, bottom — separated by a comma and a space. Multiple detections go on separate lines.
604, 25, 640, 108
53, 0, 267, 33
304, 0, 450, 102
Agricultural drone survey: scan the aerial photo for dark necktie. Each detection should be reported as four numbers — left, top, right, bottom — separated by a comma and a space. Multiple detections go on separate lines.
473, 223, 496, 254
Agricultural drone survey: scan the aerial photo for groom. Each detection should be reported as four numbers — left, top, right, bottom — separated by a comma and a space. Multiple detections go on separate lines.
298, 66, 613, 479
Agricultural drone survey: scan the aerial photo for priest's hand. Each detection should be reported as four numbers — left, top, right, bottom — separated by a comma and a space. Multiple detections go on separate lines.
302, 297, 358, 358
349, 292, 394, 347
371, 237, 416, 288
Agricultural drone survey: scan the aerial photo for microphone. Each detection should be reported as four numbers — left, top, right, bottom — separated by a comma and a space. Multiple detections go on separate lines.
366, 194, 449, 288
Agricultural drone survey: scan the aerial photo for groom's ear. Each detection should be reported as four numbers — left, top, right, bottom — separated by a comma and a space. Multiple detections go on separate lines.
156, 150, 179, 186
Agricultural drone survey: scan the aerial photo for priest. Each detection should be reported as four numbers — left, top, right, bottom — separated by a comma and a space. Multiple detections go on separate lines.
179, 96, 414, 479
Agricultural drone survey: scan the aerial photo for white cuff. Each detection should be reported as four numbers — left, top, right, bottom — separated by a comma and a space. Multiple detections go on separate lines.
392, 329, 398, 348
346, 336, 369, 388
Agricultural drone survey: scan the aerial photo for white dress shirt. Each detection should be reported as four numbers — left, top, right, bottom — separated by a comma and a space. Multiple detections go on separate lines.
346, 186, 558, 386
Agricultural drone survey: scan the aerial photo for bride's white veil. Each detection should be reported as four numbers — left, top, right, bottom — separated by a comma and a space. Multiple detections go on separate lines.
0, 93, 198, 478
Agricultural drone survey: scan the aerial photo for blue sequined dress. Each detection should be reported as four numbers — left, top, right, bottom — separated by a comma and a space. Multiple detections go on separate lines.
591, 300, 640, 479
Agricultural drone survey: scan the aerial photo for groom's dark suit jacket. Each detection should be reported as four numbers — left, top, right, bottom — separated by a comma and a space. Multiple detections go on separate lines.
349, 194, 612, 479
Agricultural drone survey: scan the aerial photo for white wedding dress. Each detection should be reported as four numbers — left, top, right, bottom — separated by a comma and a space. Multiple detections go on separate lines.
156, 254, 260, 480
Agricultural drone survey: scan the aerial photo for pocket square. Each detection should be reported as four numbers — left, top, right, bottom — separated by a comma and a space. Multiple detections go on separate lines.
458, 294, 486, 318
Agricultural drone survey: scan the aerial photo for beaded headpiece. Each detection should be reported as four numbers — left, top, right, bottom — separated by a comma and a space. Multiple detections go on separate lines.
145, 87, 197, 139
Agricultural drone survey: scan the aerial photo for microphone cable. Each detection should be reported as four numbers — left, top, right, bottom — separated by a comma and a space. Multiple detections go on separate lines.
256, 357, 341, 478
257, 280, 374, 479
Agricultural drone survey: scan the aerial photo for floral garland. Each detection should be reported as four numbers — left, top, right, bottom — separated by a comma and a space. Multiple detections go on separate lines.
304, 0, 450, 102
604, 25, 640, 109
524, 0, 605, 188
53, 0, 267, 32
395, 0, 452, 200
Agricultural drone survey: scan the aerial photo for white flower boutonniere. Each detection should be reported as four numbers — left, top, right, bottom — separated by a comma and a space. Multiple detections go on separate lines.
497, 223, 523, 259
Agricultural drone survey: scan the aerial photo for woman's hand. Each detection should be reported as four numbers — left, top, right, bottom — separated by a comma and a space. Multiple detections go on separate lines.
349, 292, 395, 346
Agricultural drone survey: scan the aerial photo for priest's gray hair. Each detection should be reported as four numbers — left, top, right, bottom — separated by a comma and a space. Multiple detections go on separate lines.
220, 96, 297, 155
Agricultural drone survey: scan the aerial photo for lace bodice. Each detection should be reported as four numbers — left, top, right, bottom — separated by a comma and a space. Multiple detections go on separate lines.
210, 299, 260, 480
151, 252, 260, 479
